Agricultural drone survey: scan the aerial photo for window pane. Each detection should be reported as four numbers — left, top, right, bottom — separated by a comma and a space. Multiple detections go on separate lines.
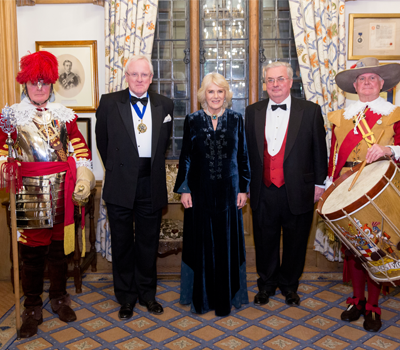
204, 61, 217, 75
173, 42, 186, 59
152, 60, 159, 79
151, 42, 158, 59
231, 99, 245, 116
174, 118, 185, 137
174, 100, 187, 116
173, 61, 186, 80
174, 83, 187, 98
204, 20, 217, 39
158, 1, 171, 20
159, 21, 171, 39
232, 60, 245, 79
173, 1, 186, 19
160, 83, 172, 98
263, 19, 276, 38
231, 81, 246, 98
160, 41, 171, 59
173, 21, 186, 39
160, 61, 172, 79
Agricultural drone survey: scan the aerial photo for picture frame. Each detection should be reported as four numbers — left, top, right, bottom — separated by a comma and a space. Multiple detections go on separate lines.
35, 40, 99, 113
348, 14, 400, 60
76, 117, 92, 151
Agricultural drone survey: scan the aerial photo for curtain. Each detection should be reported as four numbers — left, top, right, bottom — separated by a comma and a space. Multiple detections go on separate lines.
104, 0, 158, 93
0, 0, 19, 108
96, 0, 158, 261
16, 0, 105, 5
289, 0, 346, 262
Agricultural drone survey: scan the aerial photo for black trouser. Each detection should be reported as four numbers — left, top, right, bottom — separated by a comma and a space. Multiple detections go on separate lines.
107, 176, 162, 305
20, 240, 67, 308
252, 183, 313, 294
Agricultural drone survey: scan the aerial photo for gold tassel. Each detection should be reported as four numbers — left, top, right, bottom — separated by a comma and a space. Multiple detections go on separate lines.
64, 223, 75, 255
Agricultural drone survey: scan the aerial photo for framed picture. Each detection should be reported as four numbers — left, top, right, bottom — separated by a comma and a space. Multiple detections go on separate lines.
348, 14, 400, 60
76, 118, 92, 151
35, 40, 99, 113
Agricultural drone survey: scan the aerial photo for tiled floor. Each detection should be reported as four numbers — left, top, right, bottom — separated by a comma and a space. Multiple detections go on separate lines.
1, 271, 400, 350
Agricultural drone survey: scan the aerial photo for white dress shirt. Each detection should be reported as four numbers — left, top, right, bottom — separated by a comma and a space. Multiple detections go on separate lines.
266, 95, 324, 189
130, 91, 152, 158
265, 95, 291, 156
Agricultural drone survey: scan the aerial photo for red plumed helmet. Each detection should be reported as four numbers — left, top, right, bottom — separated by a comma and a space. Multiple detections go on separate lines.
16, 51, 59, 84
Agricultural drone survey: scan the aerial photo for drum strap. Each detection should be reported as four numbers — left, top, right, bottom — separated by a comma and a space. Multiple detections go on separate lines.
333, 109, 382, 179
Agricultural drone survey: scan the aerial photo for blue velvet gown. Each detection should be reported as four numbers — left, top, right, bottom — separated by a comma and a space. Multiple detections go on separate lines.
174, 109, 251, 316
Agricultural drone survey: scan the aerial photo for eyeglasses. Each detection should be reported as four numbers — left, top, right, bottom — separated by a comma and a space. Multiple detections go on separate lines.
356, 75, 381, 84
266, 77, 291, 85
126, 72, 152, 80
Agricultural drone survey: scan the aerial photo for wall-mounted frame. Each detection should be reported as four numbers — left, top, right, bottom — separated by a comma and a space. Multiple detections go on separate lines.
76, 117, 92, 151
348, 14, 400, 60
35, 40, 99, 113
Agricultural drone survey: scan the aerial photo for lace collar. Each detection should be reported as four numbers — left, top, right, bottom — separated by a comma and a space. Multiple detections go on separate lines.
10, 97, 76, 126
343, 96, 396, 120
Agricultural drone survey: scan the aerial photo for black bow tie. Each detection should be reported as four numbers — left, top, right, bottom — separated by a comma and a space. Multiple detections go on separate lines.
130, 96, 148, 106
271, 104, 287, 111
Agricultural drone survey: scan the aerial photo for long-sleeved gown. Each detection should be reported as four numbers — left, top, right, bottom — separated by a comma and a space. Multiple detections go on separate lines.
174, 109, 251, 316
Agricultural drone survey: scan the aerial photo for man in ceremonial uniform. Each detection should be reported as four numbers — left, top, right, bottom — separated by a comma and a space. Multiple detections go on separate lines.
0, 51, 95, 338
327, 57, 400, 332
96, 55, 173, 320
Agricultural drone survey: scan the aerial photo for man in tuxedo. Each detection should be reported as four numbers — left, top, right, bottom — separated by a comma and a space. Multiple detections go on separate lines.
245, 61, 327, 306
96, 55, 174, 319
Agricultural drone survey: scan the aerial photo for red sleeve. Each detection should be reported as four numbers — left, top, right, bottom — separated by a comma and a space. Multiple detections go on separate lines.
66, 115, 92, 161
327, 124, 336, 178
393, 120, 400, 146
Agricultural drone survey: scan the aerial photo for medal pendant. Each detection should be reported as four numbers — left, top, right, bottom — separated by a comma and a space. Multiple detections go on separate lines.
137, 121, 147, 134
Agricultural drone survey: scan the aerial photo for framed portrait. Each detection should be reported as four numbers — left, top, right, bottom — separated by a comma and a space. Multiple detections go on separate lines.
76, 118, 92, 151
348, 14, 400, 60
35, 40, 99, 113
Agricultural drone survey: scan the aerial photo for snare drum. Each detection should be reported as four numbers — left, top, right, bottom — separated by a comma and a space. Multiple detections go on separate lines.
317, 160, 400, 284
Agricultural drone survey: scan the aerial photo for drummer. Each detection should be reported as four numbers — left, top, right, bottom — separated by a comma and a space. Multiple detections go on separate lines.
326, 57, 400, 332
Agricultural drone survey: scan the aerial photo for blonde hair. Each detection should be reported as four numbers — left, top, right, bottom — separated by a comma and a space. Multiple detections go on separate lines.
125, 55, 154, 75
264, 61, 293, 80
197, 73, 233, 110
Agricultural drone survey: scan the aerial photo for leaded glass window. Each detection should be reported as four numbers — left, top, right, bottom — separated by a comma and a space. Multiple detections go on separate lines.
150, 0, 189, 158
200, 0, 249, 116
259, 0, 304, 100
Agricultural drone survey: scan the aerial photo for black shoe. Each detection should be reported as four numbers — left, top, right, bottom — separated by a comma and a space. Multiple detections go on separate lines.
341, 299, 366, 322
139, 300, 164, 315
20, 315, 43, 338
285, 291, 300, 306
363, 310, 382, 332
118, 303, 134, 320
254, 290, 273, 305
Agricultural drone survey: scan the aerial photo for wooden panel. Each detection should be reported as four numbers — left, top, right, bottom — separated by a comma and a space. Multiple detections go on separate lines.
0, 0, 19, 109
248, 0, 259, 105
190, 0, 200, 113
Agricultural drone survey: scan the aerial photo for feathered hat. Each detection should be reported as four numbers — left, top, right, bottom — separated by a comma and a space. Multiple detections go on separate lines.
16, 51, 59, 85
335, 57, 400, 94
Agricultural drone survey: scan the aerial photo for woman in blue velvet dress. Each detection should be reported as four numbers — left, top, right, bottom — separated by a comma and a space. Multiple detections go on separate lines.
174, 73, 250, 316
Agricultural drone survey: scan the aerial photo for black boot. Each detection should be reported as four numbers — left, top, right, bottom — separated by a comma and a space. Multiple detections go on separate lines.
48, 240, 76, 322
20, 306, 43, 338
20, 244, 48, 338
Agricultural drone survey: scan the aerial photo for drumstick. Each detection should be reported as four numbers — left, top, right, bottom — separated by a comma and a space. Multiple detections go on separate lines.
348, 130, 385, 191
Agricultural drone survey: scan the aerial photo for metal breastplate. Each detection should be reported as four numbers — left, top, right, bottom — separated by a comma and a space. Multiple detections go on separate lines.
12, 110, 69, 229
15, 109, 68, 162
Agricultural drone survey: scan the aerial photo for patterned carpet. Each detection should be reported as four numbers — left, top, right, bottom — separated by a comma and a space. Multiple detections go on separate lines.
1, 272, 400, 350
